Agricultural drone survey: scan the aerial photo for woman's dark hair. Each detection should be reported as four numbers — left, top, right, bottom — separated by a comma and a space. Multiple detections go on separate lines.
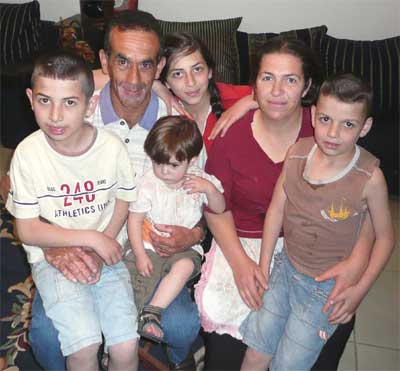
159, 32, 224, 118
144, 115, 203, 163
251, 37, 323, 105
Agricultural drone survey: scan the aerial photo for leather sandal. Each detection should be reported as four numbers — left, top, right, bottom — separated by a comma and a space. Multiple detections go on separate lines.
137, 304, 164, 343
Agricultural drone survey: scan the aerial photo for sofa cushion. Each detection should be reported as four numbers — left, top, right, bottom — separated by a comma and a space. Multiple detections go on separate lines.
0, 1, 41, 65
236, 25, 328, 84
319, 34, 400, 115
158, 17, 242, 84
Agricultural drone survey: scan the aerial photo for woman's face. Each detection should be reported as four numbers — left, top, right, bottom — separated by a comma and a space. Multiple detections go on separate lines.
165, 50, 212, 107
255, 52, 310, 122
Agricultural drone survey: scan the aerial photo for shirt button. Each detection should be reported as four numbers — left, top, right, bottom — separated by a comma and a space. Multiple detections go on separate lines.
120, 121, 125, 126
125, 138, 130, 143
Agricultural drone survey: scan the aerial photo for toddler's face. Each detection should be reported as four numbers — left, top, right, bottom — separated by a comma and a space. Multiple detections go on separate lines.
152, 155, 192, 189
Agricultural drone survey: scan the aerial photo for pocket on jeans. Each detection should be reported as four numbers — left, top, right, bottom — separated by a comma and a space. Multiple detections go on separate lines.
33, 262, 81, 310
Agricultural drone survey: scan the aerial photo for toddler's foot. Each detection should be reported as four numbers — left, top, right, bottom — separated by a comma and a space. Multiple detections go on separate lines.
138, 305, 164, 343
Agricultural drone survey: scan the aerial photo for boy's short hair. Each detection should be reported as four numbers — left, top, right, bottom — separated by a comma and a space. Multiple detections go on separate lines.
319, 73, 373, 117
144, 116, 203, 164
103, 9, 162, 60
31, 50, 94, 99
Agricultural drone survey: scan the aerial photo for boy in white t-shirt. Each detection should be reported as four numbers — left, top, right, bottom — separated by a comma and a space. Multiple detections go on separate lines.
6, 51, 139, 370
128, 115, 225, 343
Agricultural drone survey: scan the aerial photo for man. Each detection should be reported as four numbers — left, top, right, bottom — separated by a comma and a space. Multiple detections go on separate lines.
29, 10, 203, 370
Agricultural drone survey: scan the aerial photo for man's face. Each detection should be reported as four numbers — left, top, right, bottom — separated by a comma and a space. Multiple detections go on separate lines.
100, 28, 165, 117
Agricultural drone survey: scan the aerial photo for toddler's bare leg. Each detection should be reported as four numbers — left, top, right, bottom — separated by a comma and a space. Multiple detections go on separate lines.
150, 258, 194, 308
241, 347, 272, 371
143, 258, 194, 339
108, 338, 138, 371
66, 343, 100, 371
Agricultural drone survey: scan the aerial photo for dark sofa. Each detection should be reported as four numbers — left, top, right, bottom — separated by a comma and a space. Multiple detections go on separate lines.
1, 7, 398, 194
0, 1, 60, 149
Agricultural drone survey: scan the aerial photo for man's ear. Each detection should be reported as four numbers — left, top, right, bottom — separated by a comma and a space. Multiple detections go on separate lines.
302, 78, 312, 98
99, 49, 109, 74
155, 56, 166, 80
26, 88, 34, 110
311, 104, 317, 129
85, 95, 99, 118
359, 117, 373, 138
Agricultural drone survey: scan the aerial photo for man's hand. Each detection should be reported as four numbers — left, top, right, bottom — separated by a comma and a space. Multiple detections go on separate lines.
44, 247, 103, 284
232, 256, 268, 311
150, 224, 201, 257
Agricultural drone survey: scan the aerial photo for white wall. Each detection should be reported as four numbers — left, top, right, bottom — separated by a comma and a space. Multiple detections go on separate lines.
10, 0, 400, 40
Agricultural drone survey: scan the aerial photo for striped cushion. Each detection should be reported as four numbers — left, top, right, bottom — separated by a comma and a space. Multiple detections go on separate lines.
0, 1, 41, 65
319, 34, 399, 114
236, 25, 328, 84
158, 17, 242, 84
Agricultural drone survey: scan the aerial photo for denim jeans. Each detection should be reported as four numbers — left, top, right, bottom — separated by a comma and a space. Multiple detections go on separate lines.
240, 251, 337, 371
30, 285, 200, 369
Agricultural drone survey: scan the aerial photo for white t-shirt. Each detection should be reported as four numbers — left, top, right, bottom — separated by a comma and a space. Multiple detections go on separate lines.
6, 129, 136, 263
129, 165, 223, 255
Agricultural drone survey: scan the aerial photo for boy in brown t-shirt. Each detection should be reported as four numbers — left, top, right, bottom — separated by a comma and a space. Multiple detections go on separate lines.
240, 73, 395, 371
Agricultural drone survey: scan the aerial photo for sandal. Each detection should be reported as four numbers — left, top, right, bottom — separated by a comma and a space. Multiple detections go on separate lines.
137, 304, 164, 343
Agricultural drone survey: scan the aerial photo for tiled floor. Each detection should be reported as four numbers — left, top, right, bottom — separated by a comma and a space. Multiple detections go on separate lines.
0, 146, 398, 370
338, 198, 399, 370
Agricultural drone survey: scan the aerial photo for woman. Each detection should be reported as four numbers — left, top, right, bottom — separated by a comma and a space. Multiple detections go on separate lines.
194, 37, 372, 370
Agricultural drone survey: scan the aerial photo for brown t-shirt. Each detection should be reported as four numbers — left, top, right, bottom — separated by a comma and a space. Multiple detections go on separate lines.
283, 137, 379, 277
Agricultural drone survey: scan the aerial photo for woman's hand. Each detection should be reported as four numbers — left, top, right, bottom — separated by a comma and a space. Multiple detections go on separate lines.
209, 94, 258, 139
231, 255, 268, 311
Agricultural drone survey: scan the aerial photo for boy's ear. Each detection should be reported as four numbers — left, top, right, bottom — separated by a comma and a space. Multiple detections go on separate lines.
155, 57, 166, 80
99, 49, 109, 75
85, 95, 99, 118
311, 104, 317, 129
359, 117, 373, 138
26, 88, 34, 110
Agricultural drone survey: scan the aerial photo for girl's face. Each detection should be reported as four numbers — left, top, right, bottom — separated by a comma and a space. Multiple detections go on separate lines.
165, 50, 212, 108
254, 52, 310, 122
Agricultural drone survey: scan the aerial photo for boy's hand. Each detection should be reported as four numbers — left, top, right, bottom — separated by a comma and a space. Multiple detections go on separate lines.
44, 247, 102, 284
136, 252, 154, 277
326, 284, 367, 324
183, 174, 212, 194
315, 256, 367, 313
90, 233, 122, 265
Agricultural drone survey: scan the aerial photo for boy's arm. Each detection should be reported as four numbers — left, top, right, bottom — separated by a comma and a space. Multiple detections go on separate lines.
16, 218, 122, 265
316, 213, 374, 312
103, 198, 129, 239
326, 167, 395, 323
259, 169, 287, 277
205, 184, 225, 214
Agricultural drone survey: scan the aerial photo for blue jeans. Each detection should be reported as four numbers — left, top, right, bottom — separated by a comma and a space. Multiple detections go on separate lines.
30, 285, 200, 369
240, 251, 337, 371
